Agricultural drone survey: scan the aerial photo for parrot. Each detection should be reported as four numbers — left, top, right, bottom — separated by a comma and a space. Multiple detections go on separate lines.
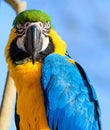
5, 9, 101, 130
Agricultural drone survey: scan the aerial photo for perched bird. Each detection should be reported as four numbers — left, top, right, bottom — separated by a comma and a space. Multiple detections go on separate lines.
5, 9, 101, 130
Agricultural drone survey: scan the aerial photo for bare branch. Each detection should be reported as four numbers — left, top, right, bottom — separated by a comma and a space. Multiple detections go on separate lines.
5, 0, 26, 14
0, 72, 16, 130
0, 1, 27, 129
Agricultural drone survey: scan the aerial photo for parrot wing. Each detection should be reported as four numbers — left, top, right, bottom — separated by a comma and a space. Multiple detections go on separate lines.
41, 53, 101, 130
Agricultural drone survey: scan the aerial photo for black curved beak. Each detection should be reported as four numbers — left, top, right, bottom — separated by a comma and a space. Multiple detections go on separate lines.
24, 25, 41, 64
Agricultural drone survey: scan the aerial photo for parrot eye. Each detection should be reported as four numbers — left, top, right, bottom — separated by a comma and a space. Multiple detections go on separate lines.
16, 23, 25, 36
37, 22, 43, 28
42, 22, 50, 36
16, 23, 22, 29
44, 22, 50, 29
24, 21, 31, 27
16, 22, 31, 36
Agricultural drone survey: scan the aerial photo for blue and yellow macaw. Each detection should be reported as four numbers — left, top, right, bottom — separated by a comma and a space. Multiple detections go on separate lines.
5, 10, 101, 130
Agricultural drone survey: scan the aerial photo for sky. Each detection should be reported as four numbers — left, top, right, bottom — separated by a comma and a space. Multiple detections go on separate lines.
0, 0, 110, 130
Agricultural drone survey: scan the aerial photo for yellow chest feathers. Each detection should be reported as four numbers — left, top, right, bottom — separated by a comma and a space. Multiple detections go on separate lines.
10, 62, 50, 130
10, 62, 42, 91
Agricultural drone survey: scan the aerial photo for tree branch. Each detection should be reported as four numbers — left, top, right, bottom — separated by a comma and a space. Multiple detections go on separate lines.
0, 72, 16, 130
0, 1, 27, 129
5, 0, 26, 14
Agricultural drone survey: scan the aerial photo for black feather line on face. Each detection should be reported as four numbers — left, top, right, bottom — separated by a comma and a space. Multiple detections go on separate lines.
9, 36, 54, 65
9, 37, 30, 64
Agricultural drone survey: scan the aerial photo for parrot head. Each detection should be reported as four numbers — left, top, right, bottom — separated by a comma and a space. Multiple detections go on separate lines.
5, 9, 67, 66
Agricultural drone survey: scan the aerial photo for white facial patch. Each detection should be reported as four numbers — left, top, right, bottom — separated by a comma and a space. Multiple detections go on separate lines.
40, 34, 49, 52
16, 21, 50, 52
16, 34, 26, 51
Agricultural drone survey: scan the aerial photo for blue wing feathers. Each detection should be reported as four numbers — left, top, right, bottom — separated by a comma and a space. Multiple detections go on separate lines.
41, 54, 101, 130
75, 62, 101, 129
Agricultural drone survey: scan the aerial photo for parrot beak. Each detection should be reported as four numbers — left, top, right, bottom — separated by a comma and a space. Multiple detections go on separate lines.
24, 25, 41, 64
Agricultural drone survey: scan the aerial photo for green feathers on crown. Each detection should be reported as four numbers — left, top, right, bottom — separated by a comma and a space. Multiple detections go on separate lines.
13, 9, 52, 27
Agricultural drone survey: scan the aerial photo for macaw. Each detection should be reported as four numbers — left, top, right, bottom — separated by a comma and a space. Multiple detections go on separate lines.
5, 9, 101, 130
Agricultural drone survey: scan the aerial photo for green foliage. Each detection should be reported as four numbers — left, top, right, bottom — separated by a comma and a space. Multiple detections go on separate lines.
13, 9, 52, 27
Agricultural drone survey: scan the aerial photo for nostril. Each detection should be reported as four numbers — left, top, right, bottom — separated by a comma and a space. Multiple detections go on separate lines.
39, 23, 42, 27
37, 22, 43, 29
39, 52, 43, 55
25, 22, 31, 27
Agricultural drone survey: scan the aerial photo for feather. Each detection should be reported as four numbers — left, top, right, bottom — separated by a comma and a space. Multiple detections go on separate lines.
41, 53, 101, 130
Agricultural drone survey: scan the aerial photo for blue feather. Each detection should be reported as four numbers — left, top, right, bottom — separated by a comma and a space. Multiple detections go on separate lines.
41, 54, 101, 130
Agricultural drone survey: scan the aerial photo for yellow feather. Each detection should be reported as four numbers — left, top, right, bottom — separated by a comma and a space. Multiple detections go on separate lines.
5, 28, 50, 130
5, 27, 67, 130
49, 29, 67, 56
